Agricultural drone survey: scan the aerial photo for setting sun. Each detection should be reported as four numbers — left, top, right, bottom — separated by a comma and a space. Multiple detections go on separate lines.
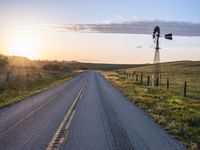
7, 33, 40, 59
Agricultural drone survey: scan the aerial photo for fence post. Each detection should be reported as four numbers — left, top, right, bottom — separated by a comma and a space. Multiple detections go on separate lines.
156, 77, 159, 86
167, 78, 169, 90
184, 81, 187, 97
147, 76, 150, 85
6, 72, 10, 82
141, 72, 143, 84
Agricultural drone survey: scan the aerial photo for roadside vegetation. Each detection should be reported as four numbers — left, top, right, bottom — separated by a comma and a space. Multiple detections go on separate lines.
102, 61, 200, 150
0, 69, 76, 109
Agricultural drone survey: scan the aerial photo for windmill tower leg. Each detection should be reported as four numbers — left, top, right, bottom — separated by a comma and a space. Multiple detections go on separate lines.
153, 49, 160, 86
152, 26, 160, 86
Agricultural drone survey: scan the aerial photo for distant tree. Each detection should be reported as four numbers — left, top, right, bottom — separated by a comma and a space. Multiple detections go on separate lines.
0, 54, 8, 67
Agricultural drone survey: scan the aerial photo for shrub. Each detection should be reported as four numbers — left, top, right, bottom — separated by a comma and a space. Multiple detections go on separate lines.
0, 54, 8, 67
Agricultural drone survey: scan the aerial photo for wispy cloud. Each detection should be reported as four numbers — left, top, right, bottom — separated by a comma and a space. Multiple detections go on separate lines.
136, 45, 143, 48
18, 20, 200, 36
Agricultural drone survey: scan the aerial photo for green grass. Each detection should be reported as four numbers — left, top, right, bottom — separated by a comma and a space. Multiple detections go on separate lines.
0, 70, 76, 109
102, 62, 200, 150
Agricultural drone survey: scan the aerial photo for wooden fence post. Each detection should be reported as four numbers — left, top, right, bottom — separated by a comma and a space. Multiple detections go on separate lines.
147, 76, 150, 85
167, 78, 169, 90
184, 81, 187, 97
156, 77, 159, 86
141, 72, 143, 84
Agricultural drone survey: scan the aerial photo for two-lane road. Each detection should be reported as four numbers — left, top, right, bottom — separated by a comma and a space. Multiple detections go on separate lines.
0, 71, 185, 150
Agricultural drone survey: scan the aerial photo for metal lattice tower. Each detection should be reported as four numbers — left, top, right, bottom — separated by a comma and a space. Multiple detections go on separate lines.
152, 26, 172, 86
153, 49, 160, 83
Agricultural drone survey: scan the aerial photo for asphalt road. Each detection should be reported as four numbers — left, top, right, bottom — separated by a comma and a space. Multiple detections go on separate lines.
0, 71, 186, 150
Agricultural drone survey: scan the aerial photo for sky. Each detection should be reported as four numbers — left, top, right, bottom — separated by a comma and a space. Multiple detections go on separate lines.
0, 0, 200, 64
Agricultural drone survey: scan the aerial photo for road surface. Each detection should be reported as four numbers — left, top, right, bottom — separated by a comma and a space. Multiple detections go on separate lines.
0, 71, 186, 150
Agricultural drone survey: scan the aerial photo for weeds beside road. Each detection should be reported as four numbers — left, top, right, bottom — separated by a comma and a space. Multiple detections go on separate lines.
0, 70, 77, 108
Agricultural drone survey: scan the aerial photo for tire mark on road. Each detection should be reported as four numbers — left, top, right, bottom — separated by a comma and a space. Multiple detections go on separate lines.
95, 74, 134, 150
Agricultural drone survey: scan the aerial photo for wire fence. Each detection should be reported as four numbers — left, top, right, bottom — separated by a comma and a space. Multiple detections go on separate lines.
0, 67, 71, 86
0, 69, 44, 83
114, 70, 200, 100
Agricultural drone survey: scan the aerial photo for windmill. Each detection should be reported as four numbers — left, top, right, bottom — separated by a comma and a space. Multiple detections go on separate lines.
152, 26, 172, 86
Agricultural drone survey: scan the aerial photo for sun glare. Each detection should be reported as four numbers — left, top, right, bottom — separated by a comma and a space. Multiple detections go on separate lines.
7, 33, 40, 59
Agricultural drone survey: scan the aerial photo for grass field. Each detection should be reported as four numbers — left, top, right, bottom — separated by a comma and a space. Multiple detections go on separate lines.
102, 61, 200, 150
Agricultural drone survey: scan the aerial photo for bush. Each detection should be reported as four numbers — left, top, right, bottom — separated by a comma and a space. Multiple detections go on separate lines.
0, 55, 8, 67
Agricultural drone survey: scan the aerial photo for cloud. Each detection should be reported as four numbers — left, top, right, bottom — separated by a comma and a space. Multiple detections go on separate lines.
57, 20, 200, 36
136, 45, 143, 48
18, 20, 200, 36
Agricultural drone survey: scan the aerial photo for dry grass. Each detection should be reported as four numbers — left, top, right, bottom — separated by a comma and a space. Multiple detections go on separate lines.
0, 69, 76, 108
